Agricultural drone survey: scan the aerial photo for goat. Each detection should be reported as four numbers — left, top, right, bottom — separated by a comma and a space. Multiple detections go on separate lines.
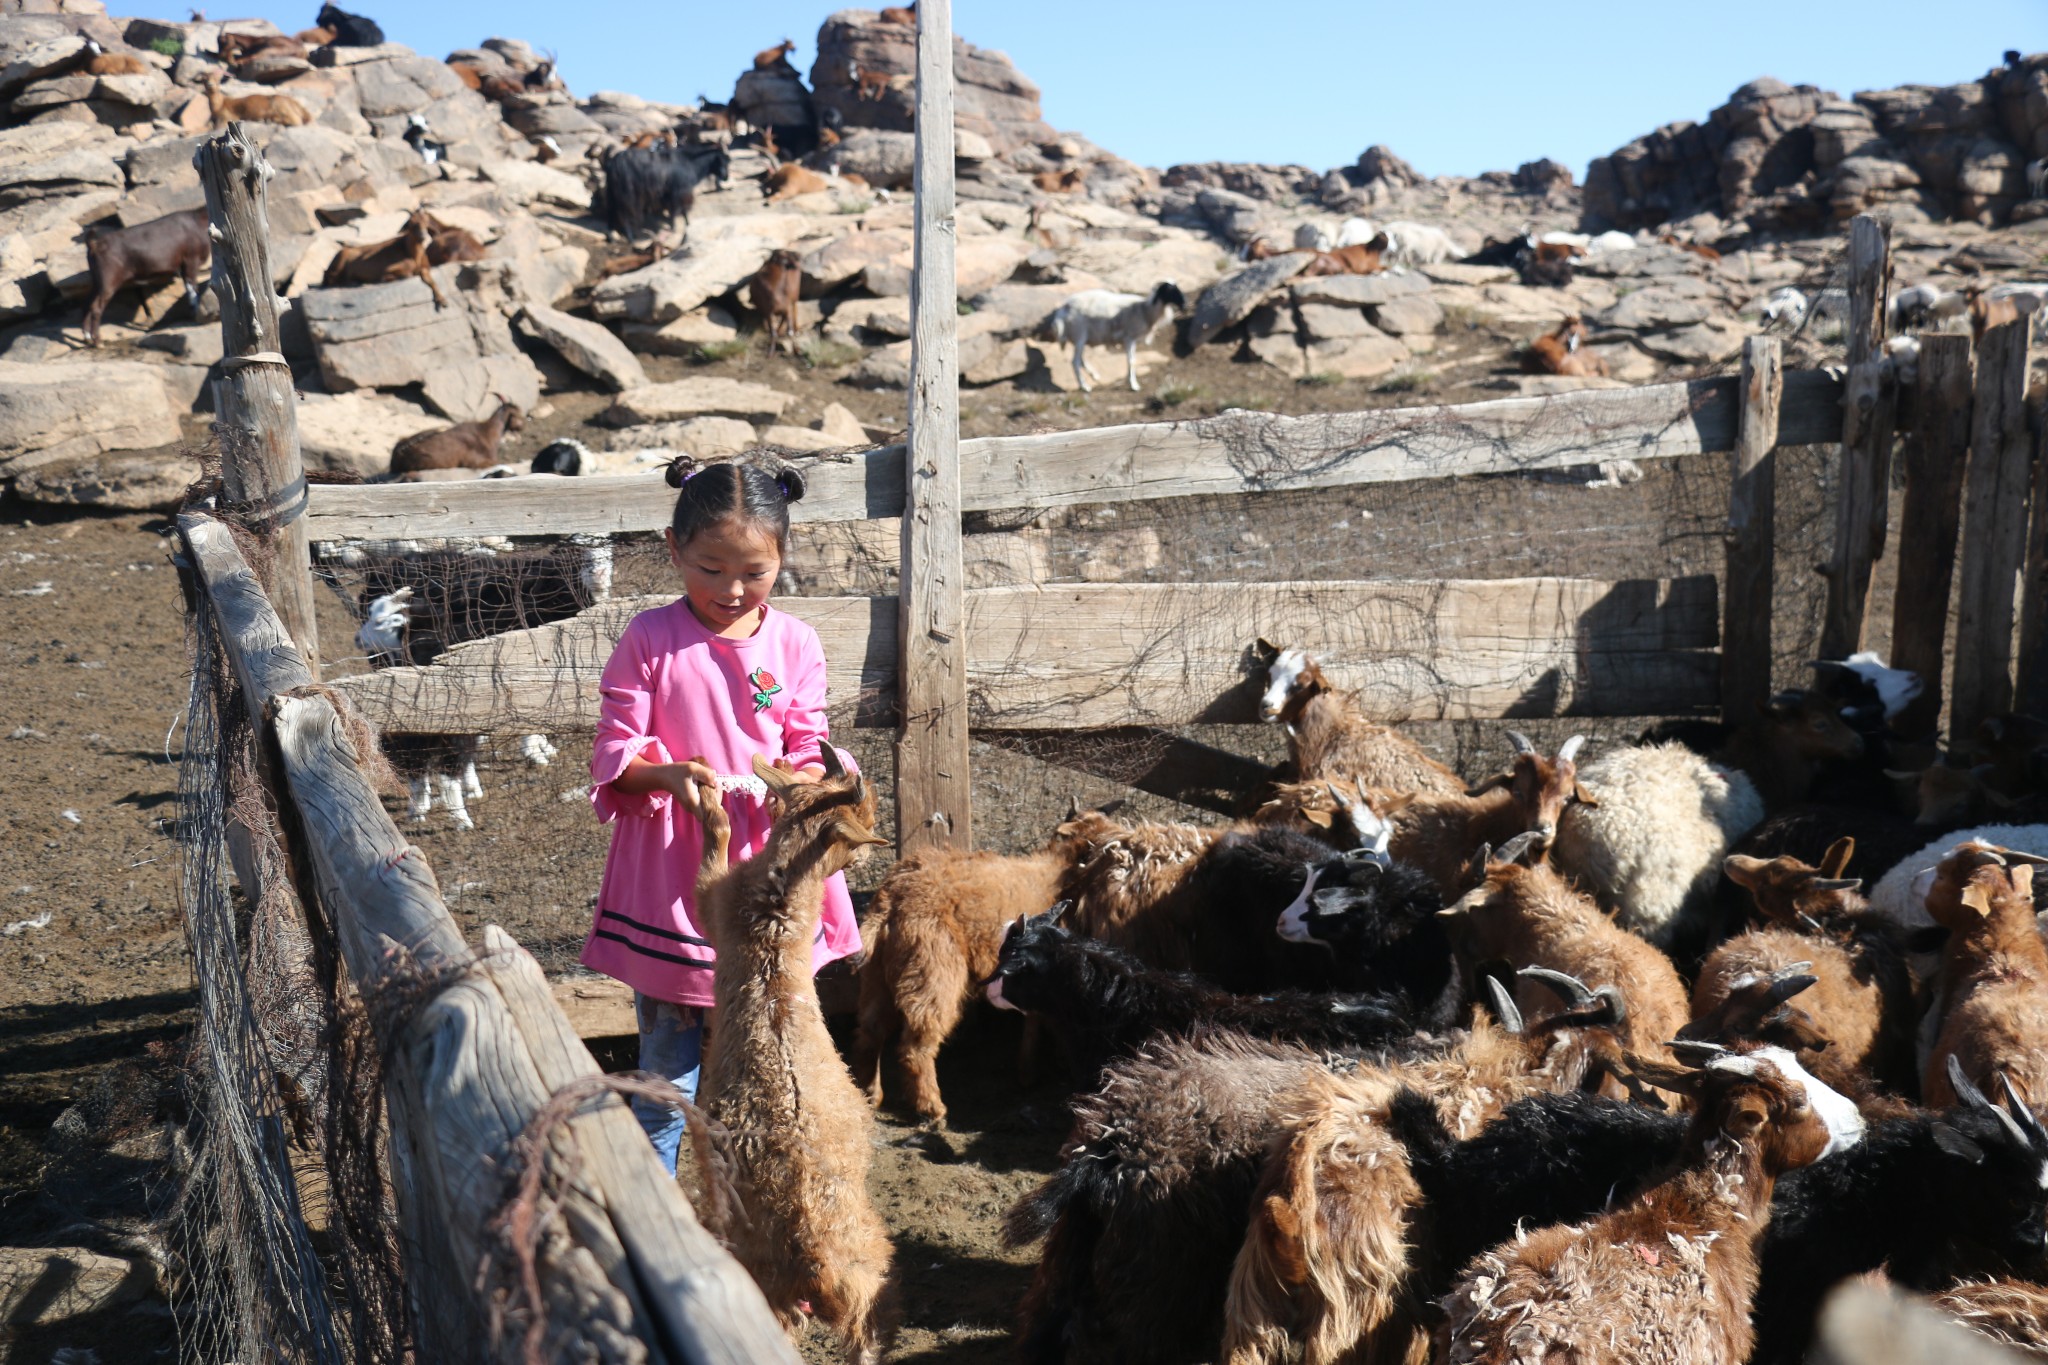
216, 31, 306, 66
419, 213, 485, 269
388, 399, 524, 479
1890, 281, 1972, 332
748, 249, 803, 355
402, 112, 449, 166
850, 838, 1081, 1122
2029, 157, 2048, 202
1008, 1034, 1344, 1365
601, 141, 729, 244
81, 208, 209, 349
878, 2, 916, 21
1520, 315, 1609, 377
753, 37, 797, 71
1970, 284, 2046, 342
1439, 834, 1692, 1058
1752, 1056, 2048, 1363
1700, 839, 1919, 1092
1032, 166, 1086, 195
1549, 739, 1766, 954
1222, 971, 1632, 1365
295, 26, 336, 44
683, 748, 898, 1363
1299, 238, 1389, 277
321, 212, 447, 309
1655, 688, 1868, 810
1919, 843, 2048, 1112
200, 69, 312, 128
1253, 640, 1464, 795
1657, 232, 1723, 261
1869, 823, 2048, 926
314, 4, 385, 46
762, 163, 829, 203
1045, 283, 1186, 393
1935, 1279, 2048, 1355
1440, 1044, 1862, 1365
849, 61, 893, 102
80, 39, 150, 75
1273, 832, 1459, 1023
1379, 220, 1458, 267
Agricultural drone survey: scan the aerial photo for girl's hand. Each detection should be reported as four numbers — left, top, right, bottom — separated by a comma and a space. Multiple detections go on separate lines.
773, 756, 826, 784
665, 758, 721, 814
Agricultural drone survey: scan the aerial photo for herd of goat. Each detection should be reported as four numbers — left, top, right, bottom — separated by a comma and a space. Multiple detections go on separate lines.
602, 630, 2048, 1364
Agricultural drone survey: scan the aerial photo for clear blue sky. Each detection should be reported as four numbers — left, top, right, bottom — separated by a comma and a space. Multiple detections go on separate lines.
241, 2, 2040, 177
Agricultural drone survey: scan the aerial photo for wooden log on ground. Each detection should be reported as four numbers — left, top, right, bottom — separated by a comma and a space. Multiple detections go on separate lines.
302, 370, 1848, 543
1820, 215, 1895, 658
1889, 334, 1973, 737
897, 0, 970, 856
198, 122, 319, 670
1723, 335, 1781, 722
328, 575, 1721, 735
1952, 320, 2035, 738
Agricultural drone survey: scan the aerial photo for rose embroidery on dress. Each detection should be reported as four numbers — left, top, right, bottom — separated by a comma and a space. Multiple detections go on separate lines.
748, 667, 782, 713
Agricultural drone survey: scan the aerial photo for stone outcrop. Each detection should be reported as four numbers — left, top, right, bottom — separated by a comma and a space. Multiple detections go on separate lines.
809, 8, 1053, 154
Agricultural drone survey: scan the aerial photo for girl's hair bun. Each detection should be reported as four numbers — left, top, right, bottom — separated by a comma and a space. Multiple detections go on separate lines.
663, 454, 701, 489
775, 463, 807, 504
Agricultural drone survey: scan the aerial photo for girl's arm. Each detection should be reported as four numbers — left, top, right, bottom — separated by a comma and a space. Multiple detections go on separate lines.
777, 629, 847, 779
591, 620, 688, 820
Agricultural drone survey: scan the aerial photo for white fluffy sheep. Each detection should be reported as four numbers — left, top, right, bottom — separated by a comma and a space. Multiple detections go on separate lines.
1866, 823, 2048, 928
1047, 282, 1188, 393
1380, 220, 1457, 266
1550, 741, 1766, 951
1333, 216, 1379, 248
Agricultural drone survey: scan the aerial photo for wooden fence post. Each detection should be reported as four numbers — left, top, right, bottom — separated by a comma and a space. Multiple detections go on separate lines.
1723, 335, 1781, 721
896, 0, 971, 856
1951, 320, 2034, 738
1887, 334, 1973, 737
196, 122, 319, 673
2015, 405, 2048, 717
1819, 214, 1895, 659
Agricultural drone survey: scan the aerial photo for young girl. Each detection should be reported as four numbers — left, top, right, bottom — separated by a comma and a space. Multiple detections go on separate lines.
581, 455, 862, 1175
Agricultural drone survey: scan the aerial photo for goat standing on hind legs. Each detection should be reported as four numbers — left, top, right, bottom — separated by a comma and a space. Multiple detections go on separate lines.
680, 747, 900, 1364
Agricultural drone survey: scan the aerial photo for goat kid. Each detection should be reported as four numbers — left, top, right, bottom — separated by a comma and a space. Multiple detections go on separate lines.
1254, 640, 1465, 795
749, 248, 804, 355
1046, 282, 1187, 393
321, 212, 448, 308
1917, 842, 2048, 1113
1521, 315, 1609, 377
387, 399, 524, 478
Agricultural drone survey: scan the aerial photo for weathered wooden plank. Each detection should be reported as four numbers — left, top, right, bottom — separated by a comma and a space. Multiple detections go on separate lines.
181, 513, 317, 711
1952, 321, 2034, 738
200, 123, 319, 669
1820, 215, 1896, 658
332, 576, 1720, 734
1889, 334, 1973, 737
897, 0, 970, 855
1723, 336, 1781, 721
2017, 406, 2048, 717
302, 370, 1847, 542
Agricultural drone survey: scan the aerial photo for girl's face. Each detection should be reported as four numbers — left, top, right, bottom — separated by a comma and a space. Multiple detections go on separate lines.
668, 517, 782, 635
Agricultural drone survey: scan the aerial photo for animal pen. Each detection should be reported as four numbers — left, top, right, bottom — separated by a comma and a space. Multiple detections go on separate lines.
164, 9, 2048, 1364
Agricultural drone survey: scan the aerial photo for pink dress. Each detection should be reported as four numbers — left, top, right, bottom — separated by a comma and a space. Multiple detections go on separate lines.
580, 598, 862, 1007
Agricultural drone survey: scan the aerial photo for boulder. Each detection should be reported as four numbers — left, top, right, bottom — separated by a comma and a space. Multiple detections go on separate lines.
0, 33, 89, 101
478, 158, 592, 211
601, 377, 792, 427
620, 305, 742, 355
810, 11, 1053, 155
91, 69, 170, 107
801, 228, 911, 292
516, 302, 646, 391
0, 123, 123, 210
614, 415, 758, 459
0, 1245, 156, 1326
1354, 144, 1422, 188
962, 335, 1030, 384
1639, 315, 1752, 364
422, 354, 542, 424
824, 129, 916, 190
136, 323, 224, 366
1370, 294, 1446, 336
1305, 332, 1410, 379
590, 234, 778, 324
1246, 331, 1306, 374
351, 53, 464, 118
294, 390, 442, 477
0, 359, 180, 473
123, 133, 205, 188
234, 52, 314, 84
816, 401, 868, 444
1188, 253, 1312, 347
1593, 288, 1713, 331
1289, 272, 1429, 306
300, 267, 544, 420
12, 448, 200, 511
758, 424, 852, 453
1297, 301, 1377, 341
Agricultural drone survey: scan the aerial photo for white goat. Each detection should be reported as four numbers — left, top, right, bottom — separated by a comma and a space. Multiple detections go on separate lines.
1046, 282, 1187, 393
1333, 216, 1379, 248
1761, 286, 1852, 333
1380, 220, 1457, 266
1889, 282, 1970, 332
2028, 157, 2048, 201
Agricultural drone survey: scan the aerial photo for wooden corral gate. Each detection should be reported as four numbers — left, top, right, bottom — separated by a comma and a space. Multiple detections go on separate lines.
174, 0, 2048, 1351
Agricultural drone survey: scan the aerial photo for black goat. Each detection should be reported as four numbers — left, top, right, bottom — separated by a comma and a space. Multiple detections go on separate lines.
984, 903, 1421, 1089
601, 141, 730, 244
1276, 842, 1457, 1027
315, 3, 385, 46
83, 208, 209, 348
1750, 1058, 2048, 1364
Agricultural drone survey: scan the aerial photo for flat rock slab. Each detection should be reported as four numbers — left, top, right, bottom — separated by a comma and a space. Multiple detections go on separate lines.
516, 302, 645, 391
12, 449, 201, 511
591, 234, 779, 325
478, 158, 591, 211
1290, 272, 1430, 306
0, 358, 180, 472
1593, 287, 1714, 331
296, 390, 443, 477
758, 424, 853, 453
300, 269, 544, 420
1371, 294, 1446, 335
620, 305, 741, 355
613, 415, 759, 458
1638, 315, 1752, 364
1189, 253, 1311, 348
1298, 301, 1380, 341
601, 377, 792, 426
1305, 332, 1410, 380
0, 1245, 156, 1326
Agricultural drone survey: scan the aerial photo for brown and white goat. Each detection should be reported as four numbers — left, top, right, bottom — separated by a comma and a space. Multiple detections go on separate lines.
1920, 843, 2048, 1112
1439, 834, 1691, 1058
82, 207, 209, 349
754, 37, 797, 71
1520, 316, 1609, 377
1298, 237, 1388, 277
1699, 839, 1918, 1091
850, 838, 1080, 1122
199, 69, 312, 127
1254, 640, 1464, 795
1439, 1044, 1864, 1365
387, 399, 524, 478
748, 248, 804, 354
852, 62, 894, 101
80, 40, 151, 75
1223, 974, 1632, 1365
321, 212, 448, 308
684, 748, 899, 1363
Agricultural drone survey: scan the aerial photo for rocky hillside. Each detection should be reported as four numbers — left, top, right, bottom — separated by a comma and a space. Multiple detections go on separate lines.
0, 2, 2043, 512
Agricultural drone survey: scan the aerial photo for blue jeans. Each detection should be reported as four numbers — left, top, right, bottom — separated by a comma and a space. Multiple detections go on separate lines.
631, 993, 703, 1177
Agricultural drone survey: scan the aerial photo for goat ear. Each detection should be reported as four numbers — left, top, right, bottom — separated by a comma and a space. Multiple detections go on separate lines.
1043, 898, 1073, 927
1960, 885, 1997, 919
1724, 1096, 1769, 1141
1303, 808, 1334, 830
1820, 837, 1856, 878
1464, 771, 1513, 798
1572, 782, 1599, 808
1253, 637, 1280, 664
1931, 1123, 1988, 1164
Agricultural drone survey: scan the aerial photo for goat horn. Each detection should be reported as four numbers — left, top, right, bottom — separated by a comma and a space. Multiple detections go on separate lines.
1506, 730, 1536, 755
1808, 878, 1863, 893
1593, 984, 1628, 1027
1958, 1059, 2035, 1151
1766, 974, 1820, 1006
1495, 831, 1548, 867
1558, 735, 1586, 763
1667, 1039, 1733, 1066
1998, 1073, 2048, 1147
1483, 974, 1524, 1035
1064, 794, 1082, 820
1044, 898, 1072, 926
1517, 966, 1594, 1008
818, 743, 846, 779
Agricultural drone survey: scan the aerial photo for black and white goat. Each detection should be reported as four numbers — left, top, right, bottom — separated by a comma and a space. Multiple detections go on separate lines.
402, 112, 449, 166
1275, 822, 1459, 1027
1046, 281, 1187, 393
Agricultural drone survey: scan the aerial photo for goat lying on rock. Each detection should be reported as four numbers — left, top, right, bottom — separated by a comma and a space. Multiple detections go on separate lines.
387, 399, 524, 479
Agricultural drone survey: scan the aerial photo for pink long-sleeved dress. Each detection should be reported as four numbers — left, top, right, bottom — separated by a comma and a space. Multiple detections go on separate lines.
579, 598, 861, 1006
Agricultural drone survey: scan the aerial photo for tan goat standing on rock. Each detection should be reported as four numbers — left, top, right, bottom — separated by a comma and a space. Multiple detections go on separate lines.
680, 747, 899, 1364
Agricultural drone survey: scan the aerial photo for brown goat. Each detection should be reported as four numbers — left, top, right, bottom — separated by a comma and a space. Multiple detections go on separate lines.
1658, 231, 1722, 261
763, 163, 830, 203
387, 399, 524, 478
878, 2, 916, 22
850, 841, 1078, 1122
82, 207, 209, 349
295, 25, 336, 44
1439, 836, 1692, 1058
1698, 839, 1918, 1092
1223, 977, 1632, 1365
1054, 811, 1223, 970
1032, 166, 1086, 194
1298, 237, 1388, 277
1717, 690, 1868, 809
1439, 1045, 1861, 1365
1921, 843, 2048, 1112
420, 213, 486, 267
1520, 315, 1609, 377
446, 59, 485, 90
1254, 641, 1465, 796
1935, 1278, 2048, 1356
754, 37, 797, 70
217, 31, 307, 65
748, 248, 803, 355
684, 748, 898, 1363
81, 42, 151, 75
321, 213, 448, 308
853, 63, 893, 101
199, 69, 312, 127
